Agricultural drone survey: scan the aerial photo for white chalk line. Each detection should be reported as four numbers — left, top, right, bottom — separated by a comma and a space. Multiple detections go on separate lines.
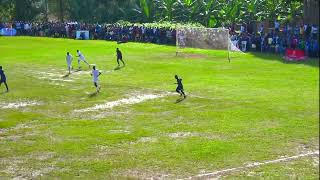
74, 91, 227, 113
38, 77, 74, 82
75, 93, 173, 112
182, 150, 319, 179
140, 88, 220, 101
0, 101, 42, 109
34, 69, 114, 82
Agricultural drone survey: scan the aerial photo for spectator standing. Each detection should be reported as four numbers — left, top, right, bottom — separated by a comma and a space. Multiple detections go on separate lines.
311, 24, 318, 39
259, 24, 264, 34
274, 20, 280, 32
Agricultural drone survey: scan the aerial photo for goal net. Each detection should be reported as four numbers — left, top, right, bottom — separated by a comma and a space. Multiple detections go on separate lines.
176, 26, 242, 60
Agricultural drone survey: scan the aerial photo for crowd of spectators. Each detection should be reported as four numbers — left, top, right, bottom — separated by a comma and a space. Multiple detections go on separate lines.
230, 21, 319, 57
0, 21, 176, 45
0, 21, 319, 57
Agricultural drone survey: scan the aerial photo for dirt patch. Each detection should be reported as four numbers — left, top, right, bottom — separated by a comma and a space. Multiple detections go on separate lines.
297, 144, 317, 154
75, 93, 172, 112
71, 70, 91, 76
33, 71, 75, 83
91, 145, 125, 157
38, 77, 74, 82
0, 101, 42, 109
128, 137, 158, 145
0, 135, 22, 141
167, 132, 221, 140
246, 171, 264, 177
116, 169, 170, 180
0, 152, 57, 179
168, 132, 198, 138
180, 53, 208, 59
32, 152, 56, 161
73, 70, 113, 75
0, 123, 33, 134
108, 130, 131, 134
92, 110, 131, 119
312, 156, 319, 167
137, 137, 158, 143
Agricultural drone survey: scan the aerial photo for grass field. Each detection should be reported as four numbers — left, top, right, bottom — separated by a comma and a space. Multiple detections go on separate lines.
0, 36, 319, 179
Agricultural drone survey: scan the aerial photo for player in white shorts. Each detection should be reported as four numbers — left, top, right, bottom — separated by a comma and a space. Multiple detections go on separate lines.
91, 65, 102, 92
76, 50, 90, 69
66, 52, 73, 74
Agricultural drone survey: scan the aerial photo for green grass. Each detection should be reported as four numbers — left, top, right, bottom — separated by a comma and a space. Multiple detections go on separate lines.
0, 36, 319, 179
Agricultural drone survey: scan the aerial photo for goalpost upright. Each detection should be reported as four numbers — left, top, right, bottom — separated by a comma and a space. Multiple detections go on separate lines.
227, 30, 231, 63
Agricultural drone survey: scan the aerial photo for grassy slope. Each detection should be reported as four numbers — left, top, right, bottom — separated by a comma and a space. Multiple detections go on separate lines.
0, 36, 319, 179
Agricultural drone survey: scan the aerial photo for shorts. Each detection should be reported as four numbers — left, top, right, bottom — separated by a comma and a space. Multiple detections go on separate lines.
117, 56, 122, 60
78, 57, 85, 61
176, 86, 183, 91
0, 79, 6, 83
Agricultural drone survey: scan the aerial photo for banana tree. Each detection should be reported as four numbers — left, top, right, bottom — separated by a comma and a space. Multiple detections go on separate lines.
154, 0, 177, 21
242, 0, 266, 22
132, 0, 155, 22
0, 0, 15, 21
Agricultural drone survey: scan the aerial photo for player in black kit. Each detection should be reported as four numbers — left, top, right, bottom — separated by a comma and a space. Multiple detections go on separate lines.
116, 48, 125, 67
0, 66, 9, 92
174, 75, 186, 98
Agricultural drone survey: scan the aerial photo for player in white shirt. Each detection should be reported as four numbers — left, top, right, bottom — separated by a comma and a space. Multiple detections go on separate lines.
66, 52, 73, 74
91, 65, 102, 92
76, 50, 90, 69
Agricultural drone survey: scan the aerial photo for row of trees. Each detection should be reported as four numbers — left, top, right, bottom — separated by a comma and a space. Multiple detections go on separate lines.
0, 0, 317, 27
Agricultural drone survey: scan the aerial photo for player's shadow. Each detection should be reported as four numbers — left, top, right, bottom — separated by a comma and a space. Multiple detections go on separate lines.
175, 97, 186, 104
73, 69, 81, 72
88, 92, 98, 98
114, 66, 124, 71
62, 73, 70, 78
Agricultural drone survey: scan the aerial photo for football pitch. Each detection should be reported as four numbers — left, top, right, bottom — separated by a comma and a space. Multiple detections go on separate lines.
0, 36, 319, 179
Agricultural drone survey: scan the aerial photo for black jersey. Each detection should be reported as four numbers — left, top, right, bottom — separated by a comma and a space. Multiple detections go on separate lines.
0, 69, 6, 81
176, 78, 183, 87
117, 49, 122, 58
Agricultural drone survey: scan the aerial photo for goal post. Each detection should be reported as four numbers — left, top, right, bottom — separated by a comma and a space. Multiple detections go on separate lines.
176, 26, 239, 62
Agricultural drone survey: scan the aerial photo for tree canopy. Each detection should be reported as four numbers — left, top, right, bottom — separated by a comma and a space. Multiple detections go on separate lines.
0, 0, 310, 26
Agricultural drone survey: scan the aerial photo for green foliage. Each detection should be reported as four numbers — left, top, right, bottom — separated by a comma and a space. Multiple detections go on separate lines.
0, 0, 14, 21
0, 0, 304, 27
14, 0, 42, 21
139, 0, 150, 18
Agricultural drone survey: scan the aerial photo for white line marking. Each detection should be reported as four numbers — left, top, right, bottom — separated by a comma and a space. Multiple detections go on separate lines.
75, 93, 172, 112
0, 101, 42, 109
183, 151, 319, 179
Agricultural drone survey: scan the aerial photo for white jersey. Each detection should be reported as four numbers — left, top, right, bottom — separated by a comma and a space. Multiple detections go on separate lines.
312, 26, 318, 34
92, 69, 100, 82
66, 54, 73, 65
77, 51, 85, 60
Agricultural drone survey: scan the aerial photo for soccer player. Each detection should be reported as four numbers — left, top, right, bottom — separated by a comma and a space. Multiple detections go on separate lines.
174, 75, 186, 98
76, 50, 90, 69
91, 65, 102, 93
66, 52, 73, 74
0, 66, 9, 92
116, 48, 125, 67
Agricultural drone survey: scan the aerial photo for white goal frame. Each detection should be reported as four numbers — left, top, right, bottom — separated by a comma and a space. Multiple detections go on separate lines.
176, 26, 231, 62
